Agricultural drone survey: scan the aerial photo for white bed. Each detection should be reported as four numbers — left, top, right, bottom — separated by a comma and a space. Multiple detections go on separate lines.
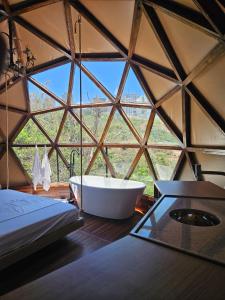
0, 190, 83, 270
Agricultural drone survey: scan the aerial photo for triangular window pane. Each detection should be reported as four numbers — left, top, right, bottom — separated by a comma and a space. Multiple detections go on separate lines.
31, 63, 70, 100
59, 112, 93, 143
74, 106, 112, 140
89, 152, 107, 177
50, 150, 69, 183
13, 146, 51, 178
123, 107, 151, 138
28, 81, 62, 111
13, 147, 35, 177
108, 148, 139, 179
121, 68, 149, 104
14, 119, 49, 144
83, 61, 125, 96
149, 149, 181, 180
105, 111, 137, 143
148, 115, 179, 145
130, 154, 154, 196
72, 67, 110, 104
35, 110, 64, 141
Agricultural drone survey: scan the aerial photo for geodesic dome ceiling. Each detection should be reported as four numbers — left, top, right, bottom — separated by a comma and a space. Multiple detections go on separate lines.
0, 0, 225, 192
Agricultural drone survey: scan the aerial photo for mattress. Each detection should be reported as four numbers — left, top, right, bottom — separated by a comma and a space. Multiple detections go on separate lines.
0, 190, 79, 258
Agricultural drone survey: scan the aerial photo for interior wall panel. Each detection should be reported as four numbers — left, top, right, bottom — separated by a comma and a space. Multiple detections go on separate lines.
80, 0, 134, 49
157, 10, 218, 73
0, 80, 27, 110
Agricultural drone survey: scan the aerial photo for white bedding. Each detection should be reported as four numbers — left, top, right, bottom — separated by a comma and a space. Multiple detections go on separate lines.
0, 190, 79, 257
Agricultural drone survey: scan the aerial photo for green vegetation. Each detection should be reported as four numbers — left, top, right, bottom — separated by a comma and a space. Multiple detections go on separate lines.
13, 94, 180, 196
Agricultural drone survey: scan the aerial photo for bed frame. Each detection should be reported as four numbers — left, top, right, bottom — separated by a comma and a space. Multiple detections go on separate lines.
0, 217, 84, 271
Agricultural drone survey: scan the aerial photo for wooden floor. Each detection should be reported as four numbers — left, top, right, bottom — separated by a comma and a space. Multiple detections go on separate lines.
0, 184, 143, 296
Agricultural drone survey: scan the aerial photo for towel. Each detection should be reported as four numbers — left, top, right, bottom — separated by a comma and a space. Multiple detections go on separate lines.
32, 145, 42, 191
41, 147, 52, 191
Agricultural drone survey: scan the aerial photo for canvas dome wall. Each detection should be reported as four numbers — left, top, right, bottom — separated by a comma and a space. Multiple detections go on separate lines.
0, 0, 224, 190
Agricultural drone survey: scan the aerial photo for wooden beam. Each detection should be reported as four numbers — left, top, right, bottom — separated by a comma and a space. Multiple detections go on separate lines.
182, 87, 191, 147
170, 150, 186, 180
9, 115, 29, 143
186, 83, 225, 135
55, 146, 70, 169
22, 78, 31, 113
67, 62, 75, 105
131, 64, 156, 106
98, 106, 116, 144
32, 106, 65, 116
0, 104, 27, 114
143, 109, 155, 145
69, 109, 98, 144
183, 43, 225, 86
117, 106, 142, 144
0, 76, 21, 95
143, 4, 186, 81
64, 0, 75, 59
54, 109, 68, 145
100, 148, 116, 178
187, 145, 225, 152
27, 56, 70, 76
28, 77, 66, 107
128, 0, 142, 58
143, 0, 220, 40
146, 144, 182, 150
131, 54, 178, 82
13, 16, 72, 59
31, 116, 54, 145
70, 103, 113, 109
10, 0, 62, 15
155, 85, 181, 108
116, 62, 130, 102
69, 0, 128, 57
125, 148, 144, 179
157, 107, 183, 145
76, 53, 125, 61
120, 102, 152, 109
144, 148, 157, 180
193, 0, 225, 35
78, 63, 115, 103
185, 151, 200, 180
84, 147, 100, 175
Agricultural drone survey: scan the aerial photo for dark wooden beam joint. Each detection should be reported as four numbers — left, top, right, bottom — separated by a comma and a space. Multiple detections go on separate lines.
143, 0, 216, 36
193, 0, 225, 35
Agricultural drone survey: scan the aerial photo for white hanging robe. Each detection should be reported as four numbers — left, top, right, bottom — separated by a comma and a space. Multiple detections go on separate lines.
41, 147, 52, 191
32, 145, 42, 191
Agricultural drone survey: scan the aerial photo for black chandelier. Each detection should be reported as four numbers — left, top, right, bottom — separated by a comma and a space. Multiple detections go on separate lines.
0, 10, 36, 78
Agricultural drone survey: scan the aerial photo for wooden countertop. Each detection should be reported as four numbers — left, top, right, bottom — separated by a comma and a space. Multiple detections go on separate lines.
154, 181, 225, 198
3, 236, 225, 300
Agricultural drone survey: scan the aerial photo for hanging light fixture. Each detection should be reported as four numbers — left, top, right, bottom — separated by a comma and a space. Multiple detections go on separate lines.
0, 11, 36, 78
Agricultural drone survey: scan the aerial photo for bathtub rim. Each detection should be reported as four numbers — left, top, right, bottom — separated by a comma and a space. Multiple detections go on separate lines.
69, 175, 146, 191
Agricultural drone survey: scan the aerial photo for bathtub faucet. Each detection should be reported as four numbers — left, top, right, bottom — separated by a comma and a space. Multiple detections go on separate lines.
69, 149, 80, 178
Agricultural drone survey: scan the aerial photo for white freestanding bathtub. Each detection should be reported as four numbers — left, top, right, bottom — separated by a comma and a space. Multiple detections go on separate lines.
69, 175, 146, 219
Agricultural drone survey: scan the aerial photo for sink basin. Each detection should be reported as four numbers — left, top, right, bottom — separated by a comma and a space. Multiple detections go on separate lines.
169, 208, 220, 227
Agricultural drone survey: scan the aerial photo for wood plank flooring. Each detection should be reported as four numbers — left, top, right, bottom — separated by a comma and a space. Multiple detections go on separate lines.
0, 185, 143, 296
